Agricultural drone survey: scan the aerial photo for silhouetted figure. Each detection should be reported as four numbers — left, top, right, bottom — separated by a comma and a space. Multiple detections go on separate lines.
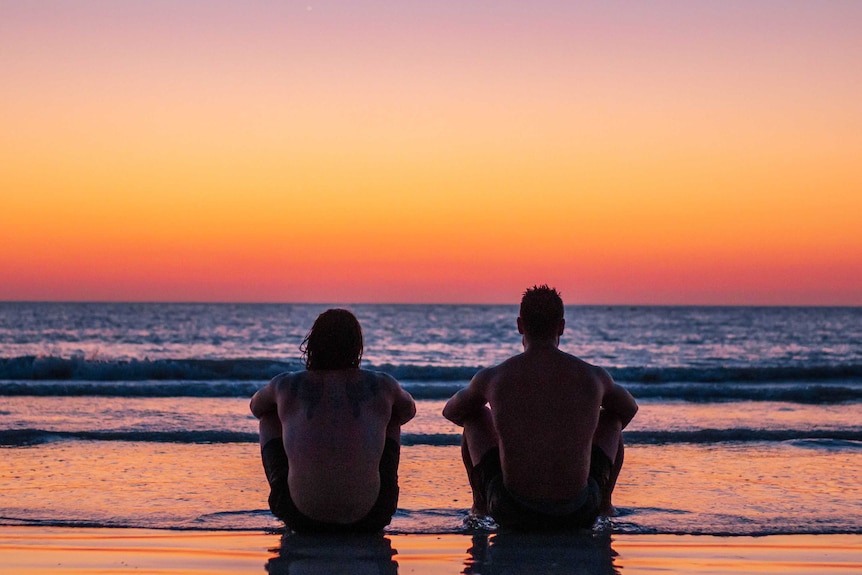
251, 309, 416, 533
443, 286, 637, 530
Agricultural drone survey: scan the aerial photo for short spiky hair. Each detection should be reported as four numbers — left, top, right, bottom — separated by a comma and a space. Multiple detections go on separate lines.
300, 308, 364, 370
519, 284, 564, 338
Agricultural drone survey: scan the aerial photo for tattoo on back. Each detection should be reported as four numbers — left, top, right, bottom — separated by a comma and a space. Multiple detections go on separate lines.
289, 375, 322, 420
289, 372, 379, 420
346, 372, 380, 418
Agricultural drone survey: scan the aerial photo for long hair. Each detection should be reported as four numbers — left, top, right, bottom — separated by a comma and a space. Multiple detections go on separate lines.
519, 284, 564, 338
300, 308, 364, 370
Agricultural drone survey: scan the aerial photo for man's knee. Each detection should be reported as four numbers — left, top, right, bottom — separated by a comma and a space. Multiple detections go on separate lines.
462, 407, 498, 467
258, 412, 282, 446
593, 410, 623, 462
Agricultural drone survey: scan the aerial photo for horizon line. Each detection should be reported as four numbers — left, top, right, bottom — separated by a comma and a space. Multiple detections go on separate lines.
1, 300, 859, 308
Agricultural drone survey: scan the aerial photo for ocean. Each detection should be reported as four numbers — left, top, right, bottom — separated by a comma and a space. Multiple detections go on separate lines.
1, 303, 860, 536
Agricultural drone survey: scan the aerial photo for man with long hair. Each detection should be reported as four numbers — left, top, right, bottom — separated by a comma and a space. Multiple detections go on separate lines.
251, 308, 416, 532
443, 285, 638, 530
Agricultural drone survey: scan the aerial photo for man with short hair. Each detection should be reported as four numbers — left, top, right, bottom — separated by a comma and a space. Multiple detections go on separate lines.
251, 308, 416, 533
443, 285, 638, 530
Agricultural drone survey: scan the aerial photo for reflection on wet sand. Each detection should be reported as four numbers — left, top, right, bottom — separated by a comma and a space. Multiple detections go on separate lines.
266, 532, 398, 575
464, 531, 619, 575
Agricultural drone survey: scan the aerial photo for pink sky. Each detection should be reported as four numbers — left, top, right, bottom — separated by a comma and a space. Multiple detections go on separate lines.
1, 1, 861, 304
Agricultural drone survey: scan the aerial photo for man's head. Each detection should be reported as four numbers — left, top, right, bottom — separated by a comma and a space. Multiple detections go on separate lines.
301, 308, 364, 370
518, 284, 565, 340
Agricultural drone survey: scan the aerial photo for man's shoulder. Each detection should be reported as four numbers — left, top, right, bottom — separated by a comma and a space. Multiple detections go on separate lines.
570, 357, 614, 390
271, 369, 307, 383
269, 370, 293, 386
358, 368, 397, 383
269, 370, 306, 396
556, 350, 610, 374
357, 369, 404, 397
514, 349, 614, 388
473, 361, 508, 383
477, 352, 532, 381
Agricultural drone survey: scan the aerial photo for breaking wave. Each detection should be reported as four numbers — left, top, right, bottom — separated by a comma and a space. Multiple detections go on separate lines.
2, 356, 862, 404
1, 379, 861, 404
4, 428, 861, 448
3, 355, 861, 383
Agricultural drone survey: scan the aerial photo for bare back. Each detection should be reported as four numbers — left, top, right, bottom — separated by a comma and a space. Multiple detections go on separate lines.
273, 369, 400, 523
485, 347, 609, 500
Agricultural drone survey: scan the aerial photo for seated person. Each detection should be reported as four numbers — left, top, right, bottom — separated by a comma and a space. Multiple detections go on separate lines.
443, 285, 638, 530
251, 308, 416, 532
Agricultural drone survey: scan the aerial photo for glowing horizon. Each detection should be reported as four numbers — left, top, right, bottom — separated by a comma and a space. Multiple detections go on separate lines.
2, 1, 860, 305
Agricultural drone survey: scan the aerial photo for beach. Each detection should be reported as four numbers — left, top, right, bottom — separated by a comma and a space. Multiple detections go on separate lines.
2, 528, 861, 574
2, 303, 861, 572
5, 0, 862, 569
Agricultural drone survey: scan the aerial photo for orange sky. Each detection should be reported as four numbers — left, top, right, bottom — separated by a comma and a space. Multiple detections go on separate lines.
2, 1, 860, 304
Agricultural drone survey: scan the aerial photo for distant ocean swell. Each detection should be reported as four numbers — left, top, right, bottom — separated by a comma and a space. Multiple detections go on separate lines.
2, 380, 862, 406
3, 355, 862, 384
3, 429, 862, 448
3, 357, 862, 403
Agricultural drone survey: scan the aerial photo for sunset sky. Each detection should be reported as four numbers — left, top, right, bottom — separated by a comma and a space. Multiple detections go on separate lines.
2, 1, 860, 305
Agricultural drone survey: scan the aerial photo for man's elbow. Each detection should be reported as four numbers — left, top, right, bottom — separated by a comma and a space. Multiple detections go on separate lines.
249, 398, 263, 419
620, 402, 638, 429
249, 394, 273, 419
442, 403, 465, 426
394, 402, 417, 426
603, 399, 638, 430
441, 403, 454, 423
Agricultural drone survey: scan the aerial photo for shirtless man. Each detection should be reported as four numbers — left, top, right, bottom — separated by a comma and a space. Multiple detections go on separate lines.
443, 285, 638, 530
250, 308, 416, 533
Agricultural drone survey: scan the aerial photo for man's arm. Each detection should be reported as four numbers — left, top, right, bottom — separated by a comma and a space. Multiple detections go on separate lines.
387, 375, 417, 426
249, 377, 279, 419
599, 370, 638, 429
442, 370, 490, 426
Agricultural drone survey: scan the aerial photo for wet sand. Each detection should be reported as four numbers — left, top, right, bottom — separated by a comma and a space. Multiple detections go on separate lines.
1, 527, 860, 574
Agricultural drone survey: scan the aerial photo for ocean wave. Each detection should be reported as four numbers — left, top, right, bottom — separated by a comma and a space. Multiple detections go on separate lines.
1, 379, 861, 404
0, 356, 302, 382
612, 365, 862, 384
0, 428, 259, 446
3, 356, 862, 384
4, 428, 862, 448
406, 431, 862, 448
783, 438, 862, 451
624, 382, 862, 403
622, 429, 862, 445
0, 380, 264, 398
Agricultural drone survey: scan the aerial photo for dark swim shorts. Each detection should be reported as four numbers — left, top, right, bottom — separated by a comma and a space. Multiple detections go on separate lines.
261, 437, 400, 533
469, 445, 612, 530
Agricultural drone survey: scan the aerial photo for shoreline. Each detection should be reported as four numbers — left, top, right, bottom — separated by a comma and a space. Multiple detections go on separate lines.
2, 527, 860, 574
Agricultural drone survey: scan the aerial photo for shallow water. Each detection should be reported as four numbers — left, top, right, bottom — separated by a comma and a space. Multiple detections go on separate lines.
3, 397, 860, 442
2, 303, 861, 536
2, 422, 860, 535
